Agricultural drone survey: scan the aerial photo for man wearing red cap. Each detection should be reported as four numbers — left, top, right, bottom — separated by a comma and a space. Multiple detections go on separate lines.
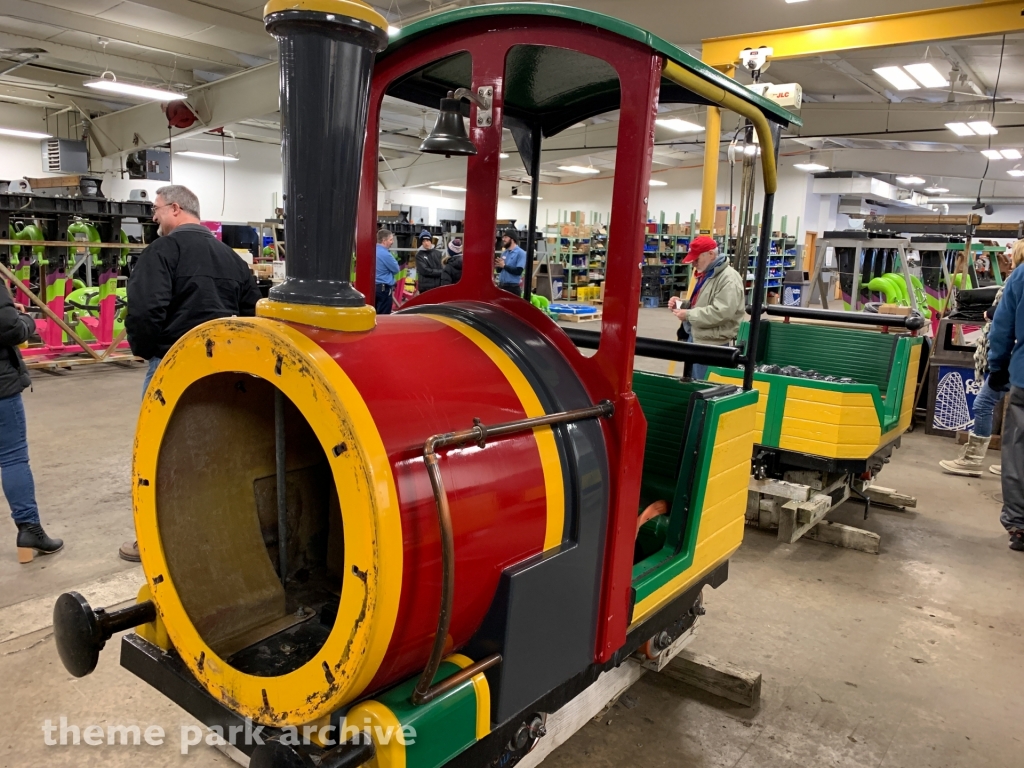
667, 235, 745, 379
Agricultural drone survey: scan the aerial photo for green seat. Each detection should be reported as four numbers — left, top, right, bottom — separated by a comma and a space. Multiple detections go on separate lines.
633, 372, 705, 511
740, 320, 898, 394
632, 372, 725, 561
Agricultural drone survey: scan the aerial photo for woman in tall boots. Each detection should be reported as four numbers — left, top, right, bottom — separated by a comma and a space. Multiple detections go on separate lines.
0, 281, 62, 563
940, 240, 1024, 477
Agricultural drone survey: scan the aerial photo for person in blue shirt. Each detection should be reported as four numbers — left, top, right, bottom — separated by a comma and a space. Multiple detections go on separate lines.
987, 259, 1024, 551
375, 228, 401, 315
496, 229, 527, 297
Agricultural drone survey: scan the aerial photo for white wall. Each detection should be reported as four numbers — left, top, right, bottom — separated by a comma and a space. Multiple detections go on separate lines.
0, 103, 283, 224
101, 137, 283, 224
524, 161, 813, 238
0, 103, 63, 180
379, 182, 532, 226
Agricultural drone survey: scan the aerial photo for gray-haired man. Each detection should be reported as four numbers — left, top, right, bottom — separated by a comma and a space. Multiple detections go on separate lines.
121, 185, 261, 561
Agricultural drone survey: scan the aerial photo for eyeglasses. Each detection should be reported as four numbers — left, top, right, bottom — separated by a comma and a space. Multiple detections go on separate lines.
152, 203, 176, 214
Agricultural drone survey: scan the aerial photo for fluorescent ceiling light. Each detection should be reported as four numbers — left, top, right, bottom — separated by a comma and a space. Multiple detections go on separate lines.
558, 165, 600, 174
794, 163, 829, 172
649, 179, 668, 186
0, 126, 51, 139
743, 144, 759, 156
785, 0, 810, 3
968, 121, 998, 135
873, 66, 919, 91
896, 176, 925, 184
982, 149, 1003, 160
429, 185, 466, 192
1008, 170, 1024, 177
84, 72, 183, 101
1001, 149, 1022, 159
511, 194, 542, 199
656, 118, 705, 133
924, 186, 949, 193
387, 25, 400, 36
499, 152, 509, 159
945, 122, 975, 136
904, 63, 948, 89
175, 151, 238, 161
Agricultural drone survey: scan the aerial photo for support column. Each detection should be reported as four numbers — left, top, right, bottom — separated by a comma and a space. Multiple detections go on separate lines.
697, 66, 734, 235
699, 105, 722, 235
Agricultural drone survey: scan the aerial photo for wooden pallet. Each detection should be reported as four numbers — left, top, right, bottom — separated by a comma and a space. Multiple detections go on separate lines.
555, 311, 602, 323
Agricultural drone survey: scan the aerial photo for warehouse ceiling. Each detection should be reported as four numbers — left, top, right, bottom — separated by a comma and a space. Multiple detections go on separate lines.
1, 0, 1022, 197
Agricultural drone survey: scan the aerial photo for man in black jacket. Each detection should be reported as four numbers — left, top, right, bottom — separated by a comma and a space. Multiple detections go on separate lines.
126, 185, 261, 394
1, 282, 63, 563
414, 230, 444, 293
121, 184, 260, 561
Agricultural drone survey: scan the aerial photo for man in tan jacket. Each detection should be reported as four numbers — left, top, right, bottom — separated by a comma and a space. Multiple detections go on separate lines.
668, 235, 745, 379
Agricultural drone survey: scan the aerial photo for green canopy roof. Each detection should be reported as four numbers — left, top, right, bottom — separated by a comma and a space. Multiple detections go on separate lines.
381, 2, 801, 138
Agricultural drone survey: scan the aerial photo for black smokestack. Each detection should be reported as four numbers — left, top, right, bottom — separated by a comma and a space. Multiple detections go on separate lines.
264, 3, 388, 307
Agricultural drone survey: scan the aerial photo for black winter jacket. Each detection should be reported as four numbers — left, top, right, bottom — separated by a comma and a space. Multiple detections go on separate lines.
126, 224, 261, 360
0, 282, 33, 399
441, 253, 463, 286
415, 247, 445, 292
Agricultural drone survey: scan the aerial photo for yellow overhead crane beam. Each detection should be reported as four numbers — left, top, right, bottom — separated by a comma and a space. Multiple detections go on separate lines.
701, 0, 1024, 68
697, 0, 1024, 240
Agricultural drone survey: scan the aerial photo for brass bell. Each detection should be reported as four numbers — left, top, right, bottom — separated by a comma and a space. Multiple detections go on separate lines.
419, 91, 477, 157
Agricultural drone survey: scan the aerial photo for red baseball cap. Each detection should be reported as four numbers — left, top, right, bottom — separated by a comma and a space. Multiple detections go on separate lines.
682, 235, 719, 264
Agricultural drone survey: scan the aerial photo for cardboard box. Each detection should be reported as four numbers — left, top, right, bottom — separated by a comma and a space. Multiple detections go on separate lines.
878, 303, 911, 316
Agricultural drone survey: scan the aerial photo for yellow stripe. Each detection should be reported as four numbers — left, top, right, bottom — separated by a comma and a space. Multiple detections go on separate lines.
445, 654, 492, 740
344, 701, 406, 768
423, 314, 565, 550
256, 298, 376, 332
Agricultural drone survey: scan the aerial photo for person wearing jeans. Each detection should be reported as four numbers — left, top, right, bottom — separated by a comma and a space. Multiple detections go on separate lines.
0, 282, 63, 563
987, 254, 1024, 552
941, 242, 1024, 477
142, 356, 161, 395
122, 184, 261, 561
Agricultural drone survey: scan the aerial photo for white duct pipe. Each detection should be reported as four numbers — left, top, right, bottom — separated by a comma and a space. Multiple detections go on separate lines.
927, 197, 1024, 204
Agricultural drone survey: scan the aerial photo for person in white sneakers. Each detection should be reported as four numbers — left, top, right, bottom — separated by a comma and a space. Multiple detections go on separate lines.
940, 241, 1024, 476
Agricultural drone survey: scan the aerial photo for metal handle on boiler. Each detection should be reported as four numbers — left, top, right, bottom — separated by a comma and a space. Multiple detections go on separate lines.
412, 400, 615, 705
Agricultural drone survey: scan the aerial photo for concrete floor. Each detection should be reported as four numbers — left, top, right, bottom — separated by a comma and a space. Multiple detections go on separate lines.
1, 309, 1021, 767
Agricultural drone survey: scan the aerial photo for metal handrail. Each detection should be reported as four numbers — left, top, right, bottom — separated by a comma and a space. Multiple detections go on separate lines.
412, 400, 614, 705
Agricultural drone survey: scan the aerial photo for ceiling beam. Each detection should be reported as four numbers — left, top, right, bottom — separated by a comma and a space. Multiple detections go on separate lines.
937, 43, 989, 98
820, 58, 893, 103
792, 101, 1024, 143
0, 30, 196, 85
0, 85, 122, 114
88, 62, 279, 156
0, 0, 256, 70
0, 80, 110, 113
124, 0, 267, 39
701, 0, 1024, 67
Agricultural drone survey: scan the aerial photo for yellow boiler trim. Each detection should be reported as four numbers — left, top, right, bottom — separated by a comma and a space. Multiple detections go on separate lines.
662, 60, 777, 194
133, 317, 403, 726
134, 584, 170, 651
422, 314, 566, 551
345, 700, 406, 768
263, 0, 388, 30
256, 298, 377, 332
445, 654, 492, 740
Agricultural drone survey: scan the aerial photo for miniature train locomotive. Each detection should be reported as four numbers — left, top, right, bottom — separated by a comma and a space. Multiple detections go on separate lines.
51, 3, 799, 767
